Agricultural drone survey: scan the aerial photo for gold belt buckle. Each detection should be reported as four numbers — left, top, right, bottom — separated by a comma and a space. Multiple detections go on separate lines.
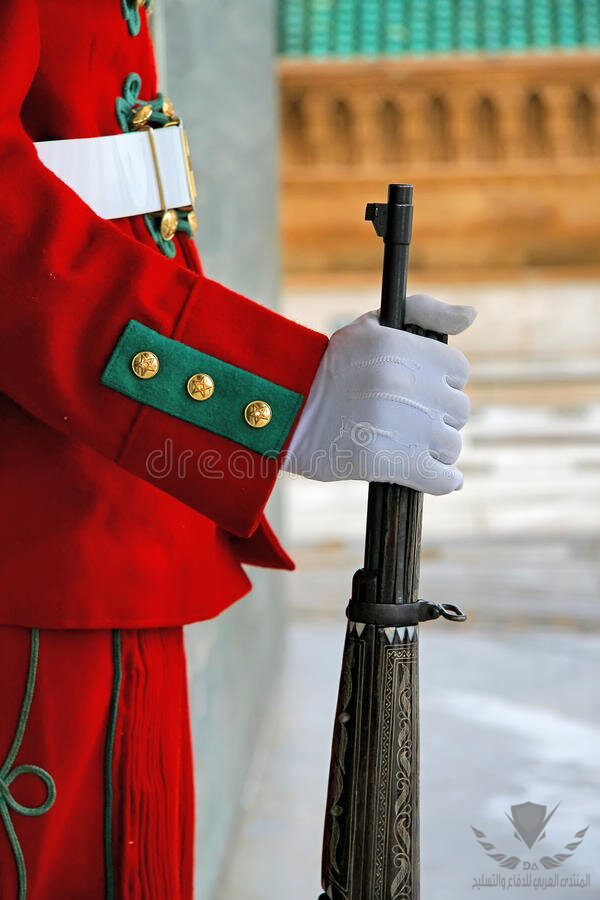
146, 121, 198, 240
179, 124, 197, 211
162, 118, 197, 210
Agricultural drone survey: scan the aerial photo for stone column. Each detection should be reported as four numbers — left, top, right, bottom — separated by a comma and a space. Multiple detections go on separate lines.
281, 91, 309, 168
151, 4, 285, 898
495, 86, 527, 163
303, 91, 335, 166
544, 84, 576, 158
352, 91, 382, 167
588, 85, 600, 156
451, 88, 479, 166
402, 90, 430, 165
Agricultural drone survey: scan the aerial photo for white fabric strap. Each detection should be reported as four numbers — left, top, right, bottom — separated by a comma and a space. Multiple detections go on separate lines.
34, 126, 194, 221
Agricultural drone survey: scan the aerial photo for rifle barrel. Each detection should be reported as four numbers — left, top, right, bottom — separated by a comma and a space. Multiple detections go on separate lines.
318, 185, 424, 900
318, 185, 464, 900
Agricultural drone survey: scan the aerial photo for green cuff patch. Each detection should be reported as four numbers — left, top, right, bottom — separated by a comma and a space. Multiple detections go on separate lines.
101, 320, 304, 456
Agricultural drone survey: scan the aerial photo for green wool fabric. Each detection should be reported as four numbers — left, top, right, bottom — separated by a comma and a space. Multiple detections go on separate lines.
101, 320, 304, 457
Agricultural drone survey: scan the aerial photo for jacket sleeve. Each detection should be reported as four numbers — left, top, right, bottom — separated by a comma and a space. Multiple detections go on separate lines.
0, 0, 328, 537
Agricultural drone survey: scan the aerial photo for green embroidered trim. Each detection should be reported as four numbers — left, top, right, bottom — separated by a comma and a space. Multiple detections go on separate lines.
115, 73, 190, 258
103, 631, 122, 900
101, 319, 304, 457
0, 629, 56, 900
120, 0, 151, 37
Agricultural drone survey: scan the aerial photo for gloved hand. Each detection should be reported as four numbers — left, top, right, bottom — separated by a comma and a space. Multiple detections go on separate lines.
281, 294, 476, 495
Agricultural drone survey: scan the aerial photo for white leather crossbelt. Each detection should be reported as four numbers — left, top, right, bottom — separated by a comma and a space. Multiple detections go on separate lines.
34, 125, 196, 220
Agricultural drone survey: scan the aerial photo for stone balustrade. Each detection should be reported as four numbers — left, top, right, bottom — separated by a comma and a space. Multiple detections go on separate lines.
279, 53, 600, 273
281, 53, 599, 169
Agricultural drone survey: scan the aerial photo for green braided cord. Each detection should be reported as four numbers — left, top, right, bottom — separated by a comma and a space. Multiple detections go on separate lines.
123, 72, 141, 106
0, 803, 25, 900
115, 72, 170, 131
121, 0, 141, 37
143, 213, 177, 258
175, 208, 195, 238
1, 767, 56, 817
115, 73, 170, 132
103, 630, 122, 900
120, 0, 152, 37
115, 73, 191, 257
0, 630, 39, 776
142, 208, 195, 256
0, 629, 57, 900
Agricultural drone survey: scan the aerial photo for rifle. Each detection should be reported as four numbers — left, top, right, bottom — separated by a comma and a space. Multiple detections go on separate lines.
317, 184, 466, 900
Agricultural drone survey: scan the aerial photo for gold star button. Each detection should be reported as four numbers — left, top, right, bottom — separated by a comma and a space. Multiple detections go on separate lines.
131, 103, 153, 130
244, 400, 272, 428
132, 351, 159, 379
187, 373, 215, 401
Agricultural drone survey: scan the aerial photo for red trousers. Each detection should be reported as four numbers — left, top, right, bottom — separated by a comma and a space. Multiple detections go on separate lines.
0, 627, 194, 899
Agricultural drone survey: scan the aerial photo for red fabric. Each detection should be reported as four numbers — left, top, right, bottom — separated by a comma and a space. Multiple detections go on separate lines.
0, 1, 329, 628
0, 626, 194, 899
112, 629, 194, 899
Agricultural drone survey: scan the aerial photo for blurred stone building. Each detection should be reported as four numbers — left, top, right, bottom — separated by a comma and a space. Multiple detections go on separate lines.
278, 0, 600, 274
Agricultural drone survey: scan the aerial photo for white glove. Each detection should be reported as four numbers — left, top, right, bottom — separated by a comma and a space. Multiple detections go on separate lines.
282, 294, 476, 495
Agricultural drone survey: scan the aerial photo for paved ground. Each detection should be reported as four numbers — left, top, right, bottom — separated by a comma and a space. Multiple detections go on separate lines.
217, 278, 600, 899
218, 625, 600, 900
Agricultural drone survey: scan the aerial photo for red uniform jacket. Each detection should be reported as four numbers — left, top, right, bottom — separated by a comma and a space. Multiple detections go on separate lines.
0, 0, 328, 629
